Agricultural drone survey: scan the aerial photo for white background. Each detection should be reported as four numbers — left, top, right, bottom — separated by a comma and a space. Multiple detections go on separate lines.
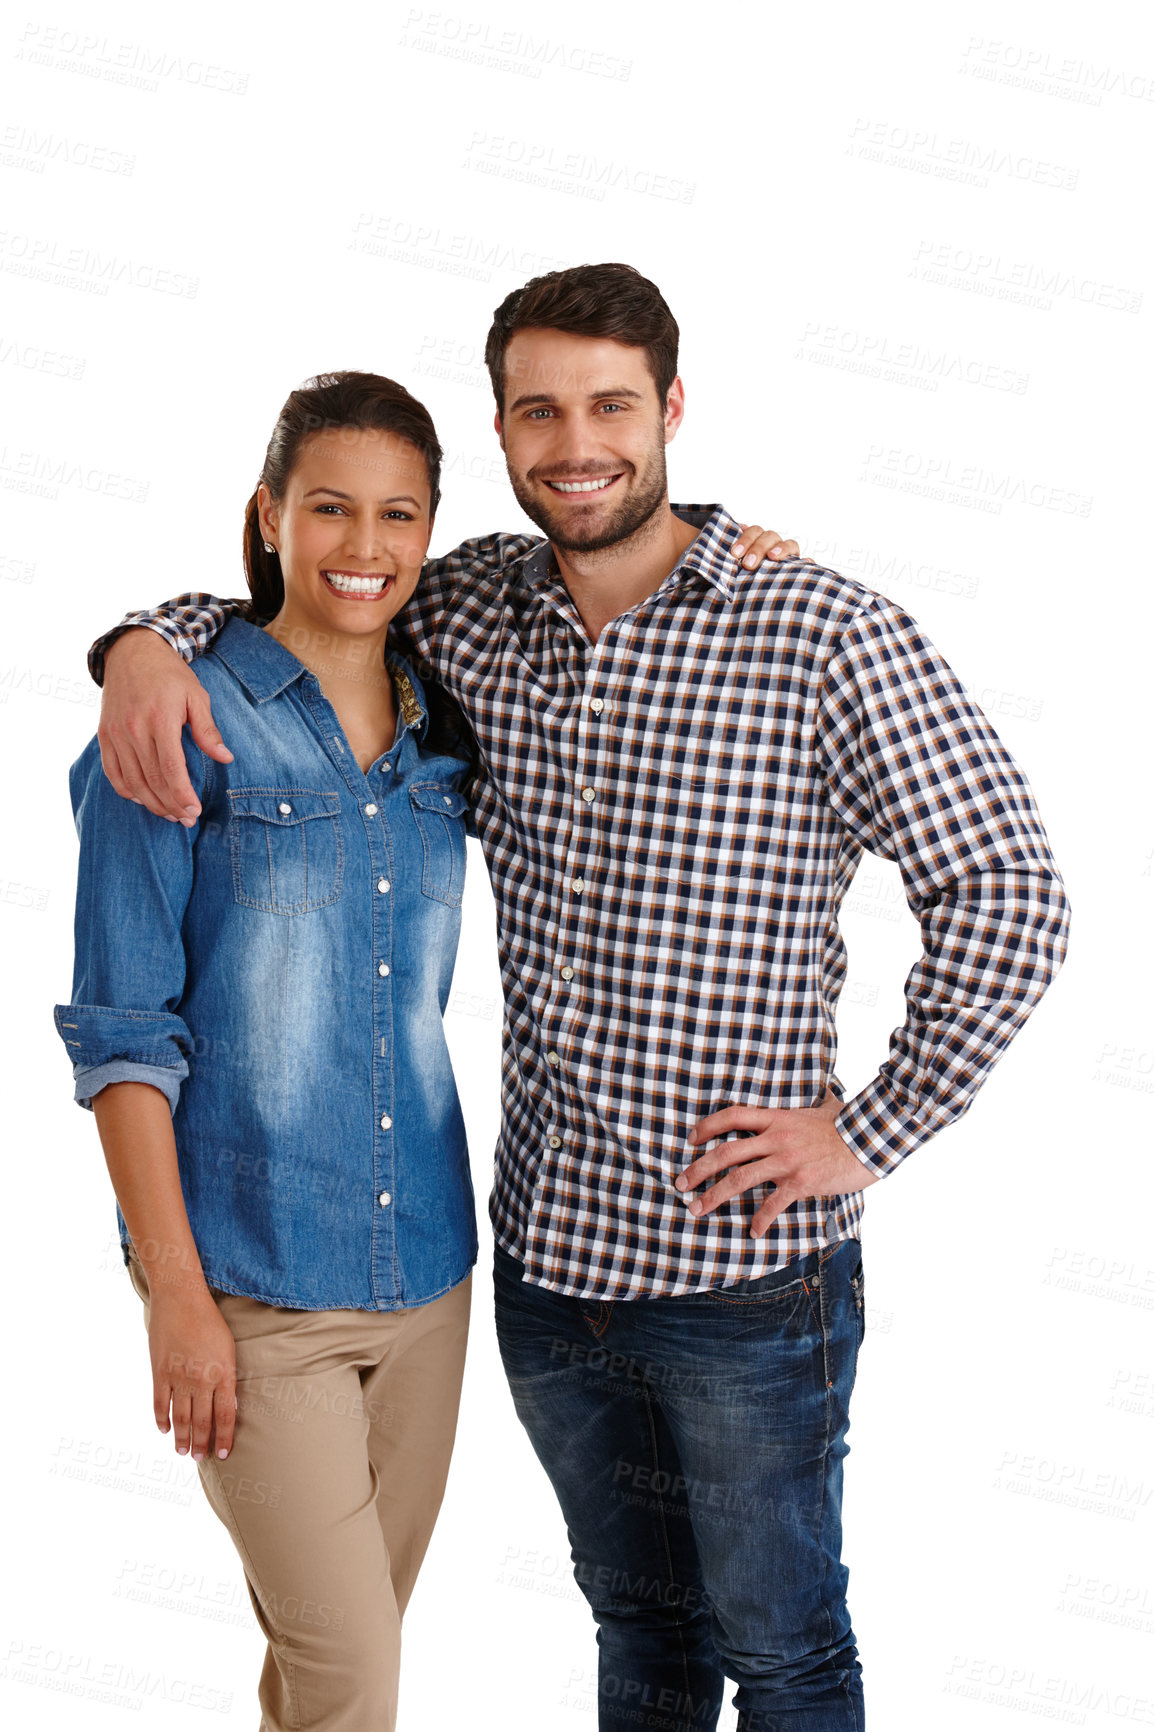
2, 0, 1152, 1726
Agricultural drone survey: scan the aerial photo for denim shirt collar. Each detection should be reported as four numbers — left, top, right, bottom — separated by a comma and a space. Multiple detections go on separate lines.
211, 616, 429, 740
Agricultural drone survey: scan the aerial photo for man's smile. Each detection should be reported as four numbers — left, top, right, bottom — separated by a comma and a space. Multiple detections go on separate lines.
541, 473, 624, 496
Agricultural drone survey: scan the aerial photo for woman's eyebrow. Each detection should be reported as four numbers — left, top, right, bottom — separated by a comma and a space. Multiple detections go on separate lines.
302, 487, 421, 506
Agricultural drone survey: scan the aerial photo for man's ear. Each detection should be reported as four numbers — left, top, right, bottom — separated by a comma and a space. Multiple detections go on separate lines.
493, 408, 505, 451
663, 376, 687, 445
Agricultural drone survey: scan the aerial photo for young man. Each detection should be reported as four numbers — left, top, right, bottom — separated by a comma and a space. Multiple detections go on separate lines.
85, 264, 1069, 1731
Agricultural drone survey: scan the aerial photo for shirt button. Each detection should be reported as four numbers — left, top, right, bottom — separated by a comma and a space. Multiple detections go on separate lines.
560, 966, 574, 980
377, 878, 391, 894
589, 698, 604, 714
278, 801, 293, 814
378, 1191, 392, 1208
364, 802, 378, 816
572, 878, 585, 894
547, 1135, 562, 1149
380, 1114, 393, 1130
581, 787, 596, 803
546, 1051, 560, 1065
443, 795, 452, 806
378, 962, 390, 977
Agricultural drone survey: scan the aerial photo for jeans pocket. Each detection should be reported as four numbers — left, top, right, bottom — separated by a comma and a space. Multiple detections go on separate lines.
409, 784, 468, 906
227, 788, 344, 914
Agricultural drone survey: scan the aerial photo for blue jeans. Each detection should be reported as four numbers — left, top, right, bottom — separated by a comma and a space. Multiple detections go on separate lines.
493, 1237, 866, 1732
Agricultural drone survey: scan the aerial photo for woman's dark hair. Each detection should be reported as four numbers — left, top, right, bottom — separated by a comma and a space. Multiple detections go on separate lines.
484, 262, 679, 416
241, 371, 443, 622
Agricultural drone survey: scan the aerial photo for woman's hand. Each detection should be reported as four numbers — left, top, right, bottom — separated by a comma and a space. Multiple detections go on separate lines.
148, 1286, 238, 1460
732, 524, 803, 569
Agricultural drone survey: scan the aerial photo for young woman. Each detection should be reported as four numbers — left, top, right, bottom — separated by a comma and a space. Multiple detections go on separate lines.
54, 373, 481, 1732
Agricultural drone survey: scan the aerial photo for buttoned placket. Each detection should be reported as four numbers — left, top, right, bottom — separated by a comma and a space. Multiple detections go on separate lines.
299, 669, 420, 1303
534, 565, 689, 1176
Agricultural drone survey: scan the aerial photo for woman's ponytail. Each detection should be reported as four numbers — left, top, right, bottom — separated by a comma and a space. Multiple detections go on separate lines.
241, 489, 283, 624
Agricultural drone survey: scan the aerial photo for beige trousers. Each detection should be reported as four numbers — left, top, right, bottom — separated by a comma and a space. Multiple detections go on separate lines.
127, 1248, 471, 1731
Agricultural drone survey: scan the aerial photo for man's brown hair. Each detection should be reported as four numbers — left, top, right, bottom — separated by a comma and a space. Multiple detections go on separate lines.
484, 262, 680, 415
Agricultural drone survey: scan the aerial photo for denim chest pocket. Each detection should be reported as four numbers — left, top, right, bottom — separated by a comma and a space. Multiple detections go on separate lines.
409, 784, 469, 906
227, 788, 344, 914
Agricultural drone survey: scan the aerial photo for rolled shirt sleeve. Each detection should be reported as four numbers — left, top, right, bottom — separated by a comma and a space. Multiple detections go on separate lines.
816, 596, 1071, 1176
53, 732, 207, 1114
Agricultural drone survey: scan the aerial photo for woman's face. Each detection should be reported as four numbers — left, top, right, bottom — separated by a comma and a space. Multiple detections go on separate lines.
258, 427, 434, 634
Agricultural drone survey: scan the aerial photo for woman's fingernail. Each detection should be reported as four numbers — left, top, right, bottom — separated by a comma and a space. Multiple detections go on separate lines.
176, 1445, 188, 1455
732, 544, 745, 558
217, 1448, 230, 1459
770, 544, 785, 557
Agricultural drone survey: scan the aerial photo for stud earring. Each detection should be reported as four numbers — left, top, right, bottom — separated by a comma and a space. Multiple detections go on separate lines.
263, 541, 275, 553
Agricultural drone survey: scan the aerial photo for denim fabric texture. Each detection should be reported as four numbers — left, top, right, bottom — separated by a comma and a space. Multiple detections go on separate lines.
54, 616, 476, 1311
493, 1237, 866, 1732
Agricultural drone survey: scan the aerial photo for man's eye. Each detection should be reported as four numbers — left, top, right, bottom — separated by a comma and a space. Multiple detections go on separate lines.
527, 408, 554, 419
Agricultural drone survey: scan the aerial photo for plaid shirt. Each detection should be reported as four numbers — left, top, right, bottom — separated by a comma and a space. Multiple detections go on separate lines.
89, 505, 1069, 1300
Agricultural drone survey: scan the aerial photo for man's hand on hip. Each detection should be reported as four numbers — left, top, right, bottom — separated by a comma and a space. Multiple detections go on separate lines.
99, 629, 233, 824
675, 1092, 881, 1238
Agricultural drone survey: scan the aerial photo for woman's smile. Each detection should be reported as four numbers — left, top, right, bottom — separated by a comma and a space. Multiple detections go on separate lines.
320, 567, 396, 600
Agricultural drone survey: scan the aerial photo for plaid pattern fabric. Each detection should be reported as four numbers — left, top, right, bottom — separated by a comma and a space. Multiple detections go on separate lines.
90, 506, 1069, 1299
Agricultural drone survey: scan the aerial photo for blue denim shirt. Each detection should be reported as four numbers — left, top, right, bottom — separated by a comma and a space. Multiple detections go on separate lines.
53, 616, 476, 1311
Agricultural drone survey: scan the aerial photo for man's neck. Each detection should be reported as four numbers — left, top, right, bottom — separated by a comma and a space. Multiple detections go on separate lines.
550, 502, 701, 644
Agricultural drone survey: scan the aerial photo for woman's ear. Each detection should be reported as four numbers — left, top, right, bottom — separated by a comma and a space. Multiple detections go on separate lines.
257, 482, 279, 543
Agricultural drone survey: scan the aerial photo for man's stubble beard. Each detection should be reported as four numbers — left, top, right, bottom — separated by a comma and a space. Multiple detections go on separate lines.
505, 434, 669, 555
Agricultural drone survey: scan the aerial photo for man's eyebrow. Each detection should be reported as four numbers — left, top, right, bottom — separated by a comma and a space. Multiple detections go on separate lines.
302, 487, 422, 506
506, 386, 645, 413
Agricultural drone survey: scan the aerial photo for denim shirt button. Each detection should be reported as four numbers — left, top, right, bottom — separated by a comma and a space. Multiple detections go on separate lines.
378, 1191, 392, 1208
377, 878, 391, 894
364, 802, 378, 816
380, 1114, 393, 1130
378, 962, 390, 977
278, 801, 292, 814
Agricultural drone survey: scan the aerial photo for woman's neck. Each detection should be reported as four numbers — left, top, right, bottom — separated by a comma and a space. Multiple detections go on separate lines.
262, 606, 398, 769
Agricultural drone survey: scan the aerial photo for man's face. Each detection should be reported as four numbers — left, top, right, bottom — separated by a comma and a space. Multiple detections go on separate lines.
494, 329, 684, 553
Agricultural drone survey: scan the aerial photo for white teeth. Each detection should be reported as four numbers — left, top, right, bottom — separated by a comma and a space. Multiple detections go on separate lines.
324, 571, 389, 595
549, 477, 616, 494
